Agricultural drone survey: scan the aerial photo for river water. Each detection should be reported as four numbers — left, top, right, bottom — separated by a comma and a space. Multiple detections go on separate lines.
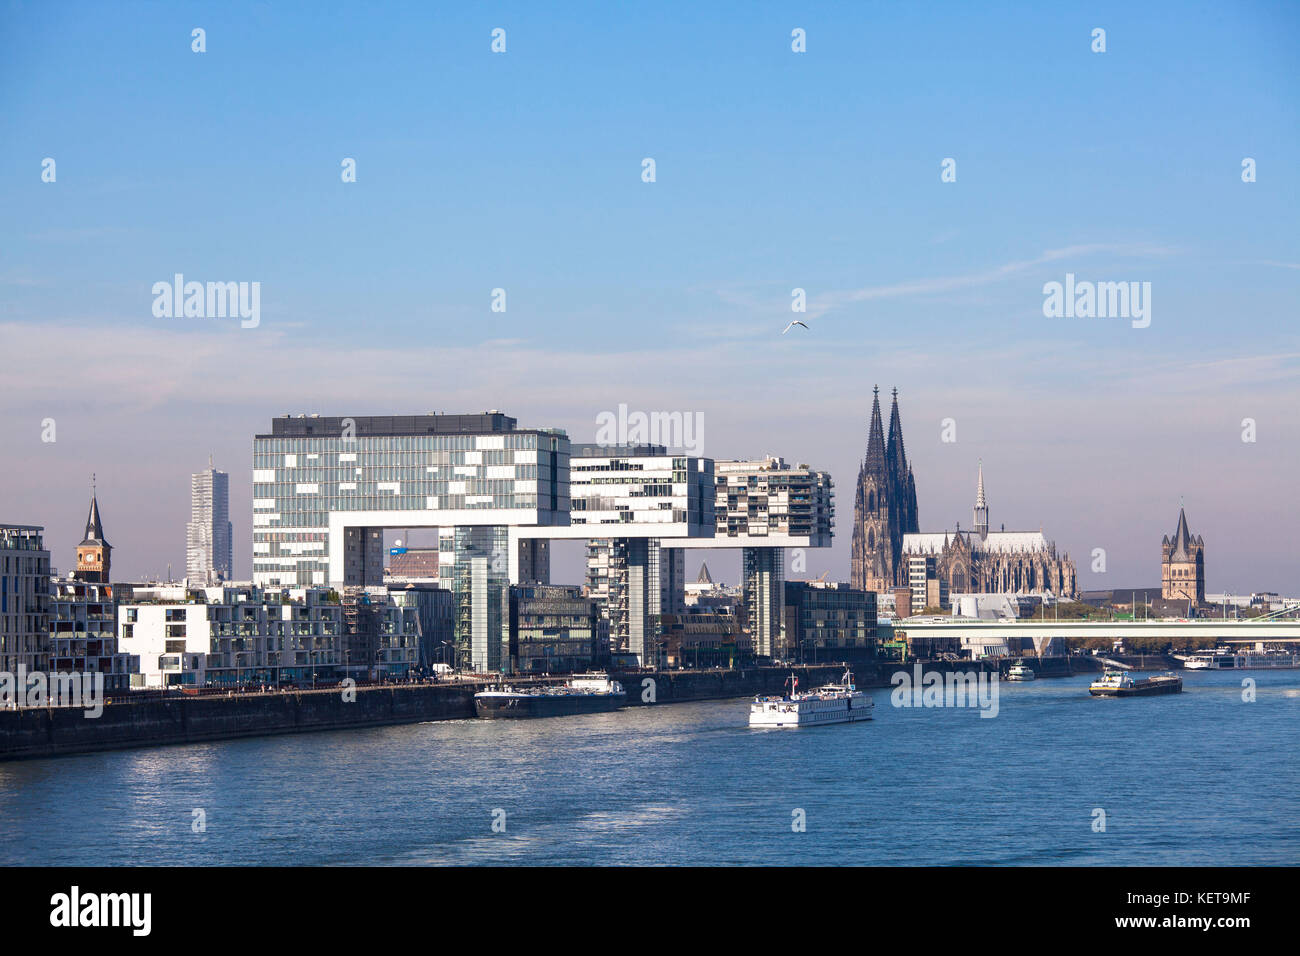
1, 669, 1295, 865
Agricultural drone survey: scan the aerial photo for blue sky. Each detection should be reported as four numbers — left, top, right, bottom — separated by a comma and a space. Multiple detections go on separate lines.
1, 0, 1297, 591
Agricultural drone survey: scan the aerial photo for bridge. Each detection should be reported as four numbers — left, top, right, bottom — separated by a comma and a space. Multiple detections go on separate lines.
894, 618, 1300, 646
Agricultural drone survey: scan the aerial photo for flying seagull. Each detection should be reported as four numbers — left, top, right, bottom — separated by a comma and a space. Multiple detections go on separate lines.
782, 320, 809, 334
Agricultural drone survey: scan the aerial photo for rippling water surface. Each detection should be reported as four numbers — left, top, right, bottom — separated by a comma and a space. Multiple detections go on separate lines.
2, 669, 1295, 865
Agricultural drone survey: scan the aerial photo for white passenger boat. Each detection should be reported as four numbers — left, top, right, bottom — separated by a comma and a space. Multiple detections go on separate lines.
1177, 649, 1238, 670
1006, 660, 1036, 681
1178, 649, 1300, 670
749, 670, 872, 728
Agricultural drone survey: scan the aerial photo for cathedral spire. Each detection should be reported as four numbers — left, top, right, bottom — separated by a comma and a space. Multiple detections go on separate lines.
886, 386, 909, 475
973, 460, 989, 537
865, 385, 886, 473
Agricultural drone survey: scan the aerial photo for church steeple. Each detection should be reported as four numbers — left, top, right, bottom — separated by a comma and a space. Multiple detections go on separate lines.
74, 478, 112, 583
886, 387, 909, 477
852, 386, 919, 592
973, 460, 989, 537
864, 386, 886, 473
82, 488, 108, 546
1161, 503, 1205, 604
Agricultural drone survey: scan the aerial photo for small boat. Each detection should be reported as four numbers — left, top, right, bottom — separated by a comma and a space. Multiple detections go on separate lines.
1089, 669, 1182, 697
1006, 660, 1036, 681
474, 673, 626, 719
749, 669, 872, 728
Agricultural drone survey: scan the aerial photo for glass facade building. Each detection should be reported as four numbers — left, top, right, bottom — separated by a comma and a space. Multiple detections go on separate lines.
511, 584, 602, 673
782, 581, 878, 663
251, 414, 569, 587
453, 525, 511, 672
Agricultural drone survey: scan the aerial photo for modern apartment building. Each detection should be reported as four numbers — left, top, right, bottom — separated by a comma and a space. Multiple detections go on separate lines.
674, 457, 834, 658
510, 584, 602, 673
48, 579, 137, 691
584, 537, 685, 655
907, 554, 949, 613
187, 462, 233, 584
533, 443, 714, 665
782, 580, 877, 664
661, 608, 747, 668
0, 524, 51, 673
338, 586, 423, 680
252, 412, 569, 673
118, 584, 347, 688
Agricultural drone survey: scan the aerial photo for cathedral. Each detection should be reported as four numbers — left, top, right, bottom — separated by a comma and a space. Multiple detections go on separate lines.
900, 461, 1076, 598
850, 386, 919, 591
851, 389, 1076, 600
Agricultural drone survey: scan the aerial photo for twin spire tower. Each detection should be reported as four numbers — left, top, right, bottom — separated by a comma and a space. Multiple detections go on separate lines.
850, 386, 919, 592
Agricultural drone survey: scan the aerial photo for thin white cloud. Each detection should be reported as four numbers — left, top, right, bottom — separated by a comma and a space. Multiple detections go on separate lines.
805, 243, 1180, 318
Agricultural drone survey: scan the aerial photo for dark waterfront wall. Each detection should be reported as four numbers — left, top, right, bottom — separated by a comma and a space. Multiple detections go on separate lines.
0, 683, 476, 762
0, 659, 1056, 762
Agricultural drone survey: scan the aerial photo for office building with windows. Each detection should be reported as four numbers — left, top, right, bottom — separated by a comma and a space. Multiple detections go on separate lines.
0, 524, 51, 674
522, 443, 714, 665
251, 412, 569, 673
782, 581, 877, 663
187, 462, 233, 584
511, 584, 602, 673
672, 457, 834, 658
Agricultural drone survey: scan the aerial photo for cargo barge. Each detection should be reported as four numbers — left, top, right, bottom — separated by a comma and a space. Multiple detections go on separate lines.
474, 673, 626, 719
1088, 669, 1182, 697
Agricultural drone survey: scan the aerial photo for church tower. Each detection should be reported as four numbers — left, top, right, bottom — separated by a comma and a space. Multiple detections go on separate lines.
1161, 505, 1204, 604
885, 388, 920, 567
972, 460, 989, 538
73, 481, 112, 584
851, 388, 891, 591
852, 387, 917, 592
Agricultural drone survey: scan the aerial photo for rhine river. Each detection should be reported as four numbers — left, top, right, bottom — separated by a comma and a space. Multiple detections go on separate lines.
2, 669, 1296, 865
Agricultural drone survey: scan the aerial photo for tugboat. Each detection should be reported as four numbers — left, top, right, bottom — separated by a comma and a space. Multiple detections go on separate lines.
749, 669, 873, 728
1089, 669, 1182, 697
1006, 660, 1036, 681
474, 673, 626, 719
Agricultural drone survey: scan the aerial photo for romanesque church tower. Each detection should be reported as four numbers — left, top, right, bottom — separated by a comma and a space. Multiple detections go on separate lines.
1161, 506, 1205, 603
851, 387, 919, 591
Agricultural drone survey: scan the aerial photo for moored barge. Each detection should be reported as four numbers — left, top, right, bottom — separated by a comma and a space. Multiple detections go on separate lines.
474, 673, 626, 719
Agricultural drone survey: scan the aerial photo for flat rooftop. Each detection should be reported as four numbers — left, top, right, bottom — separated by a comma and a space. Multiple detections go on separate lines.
571, 443, 669, 457
259, 412, 525, 439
